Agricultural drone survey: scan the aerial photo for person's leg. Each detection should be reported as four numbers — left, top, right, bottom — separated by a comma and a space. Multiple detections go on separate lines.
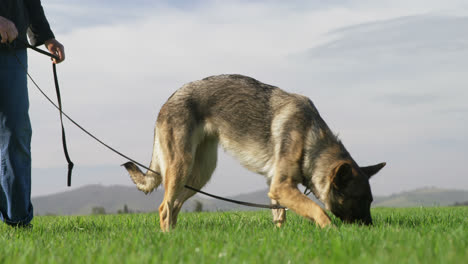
0, 49, 34, 226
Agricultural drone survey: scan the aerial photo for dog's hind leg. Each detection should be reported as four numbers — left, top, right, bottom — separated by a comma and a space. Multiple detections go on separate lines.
158, 153, 193, 232
157, 117, 216, 231
171, 137, 218, 226
156, 126, 196, 231
271, 199, 286, 227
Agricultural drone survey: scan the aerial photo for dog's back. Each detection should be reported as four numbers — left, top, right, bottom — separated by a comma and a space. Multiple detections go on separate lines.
157, 74, 333, 177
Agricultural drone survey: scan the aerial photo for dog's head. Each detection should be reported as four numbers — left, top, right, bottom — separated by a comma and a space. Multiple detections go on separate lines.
325, 161, 385, 225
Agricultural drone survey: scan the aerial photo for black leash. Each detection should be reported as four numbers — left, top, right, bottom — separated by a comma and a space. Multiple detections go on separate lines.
50, 51, 74, 187
11, 41, 74, 186
184, 185, 284, 209
53, 59, 74, 186
14, 42, 153, 185
11, 42, 286, 210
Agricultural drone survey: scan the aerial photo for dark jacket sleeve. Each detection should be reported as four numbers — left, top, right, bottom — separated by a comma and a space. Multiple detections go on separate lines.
24, 0, 55, 46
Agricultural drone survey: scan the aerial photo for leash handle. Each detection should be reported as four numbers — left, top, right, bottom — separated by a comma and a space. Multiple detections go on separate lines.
25, 42, 60, 61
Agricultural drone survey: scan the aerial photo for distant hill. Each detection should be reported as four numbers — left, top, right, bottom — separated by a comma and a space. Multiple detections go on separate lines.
373, 187, 468, 207
33, 185, 163, 215
32, 185, 468, 216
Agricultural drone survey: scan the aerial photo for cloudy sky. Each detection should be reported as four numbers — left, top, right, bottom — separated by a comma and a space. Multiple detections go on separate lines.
27, 0, 468, 198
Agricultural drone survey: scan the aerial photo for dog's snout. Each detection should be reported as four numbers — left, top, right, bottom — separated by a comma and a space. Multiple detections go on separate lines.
364, 216, 373, 226
359, 215, 373, 226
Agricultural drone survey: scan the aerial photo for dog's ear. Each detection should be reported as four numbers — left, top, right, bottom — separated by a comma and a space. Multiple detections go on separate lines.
360, 162, 386, 179
331, 162, 353, 188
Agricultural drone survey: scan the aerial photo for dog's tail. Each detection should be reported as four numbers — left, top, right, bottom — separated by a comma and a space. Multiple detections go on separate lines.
122, 161, 162, 194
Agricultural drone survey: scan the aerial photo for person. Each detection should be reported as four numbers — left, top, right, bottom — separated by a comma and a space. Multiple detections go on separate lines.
0, 0, 65, 227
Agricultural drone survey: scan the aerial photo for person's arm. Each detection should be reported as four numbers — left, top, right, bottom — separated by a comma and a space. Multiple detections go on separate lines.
24, 0, 65, 63
24, 0, 54, 46
0, 16, 18, 44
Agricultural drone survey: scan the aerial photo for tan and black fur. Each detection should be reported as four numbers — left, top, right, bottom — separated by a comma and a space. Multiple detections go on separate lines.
123, 74, 385, 231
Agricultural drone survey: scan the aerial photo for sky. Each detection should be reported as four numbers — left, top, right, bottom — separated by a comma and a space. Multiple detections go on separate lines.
26, 0, 468, 198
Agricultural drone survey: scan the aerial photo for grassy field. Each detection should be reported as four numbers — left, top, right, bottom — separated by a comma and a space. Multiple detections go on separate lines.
1, 207, 467, 264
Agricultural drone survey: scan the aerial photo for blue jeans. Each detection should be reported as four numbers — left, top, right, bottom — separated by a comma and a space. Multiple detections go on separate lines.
0, 49, 33, 226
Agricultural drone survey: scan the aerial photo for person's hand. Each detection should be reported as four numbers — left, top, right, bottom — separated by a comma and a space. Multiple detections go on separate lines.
0, 16, 18, 44
44, 38, 65, 64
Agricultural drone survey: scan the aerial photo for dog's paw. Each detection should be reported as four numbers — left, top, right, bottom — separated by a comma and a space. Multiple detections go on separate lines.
316, 213, 332, 228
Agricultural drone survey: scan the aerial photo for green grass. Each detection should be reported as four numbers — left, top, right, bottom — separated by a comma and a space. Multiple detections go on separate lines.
1, 207, 467, 264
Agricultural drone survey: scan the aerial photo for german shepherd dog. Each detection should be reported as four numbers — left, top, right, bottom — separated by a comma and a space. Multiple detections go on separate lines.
123, 74, 385, 231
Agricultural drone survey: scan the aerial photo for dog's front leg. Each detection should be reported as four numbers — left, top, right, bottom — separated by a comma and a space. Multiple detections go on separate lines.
271, 199, 286, 227
269, 183, 331, 228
